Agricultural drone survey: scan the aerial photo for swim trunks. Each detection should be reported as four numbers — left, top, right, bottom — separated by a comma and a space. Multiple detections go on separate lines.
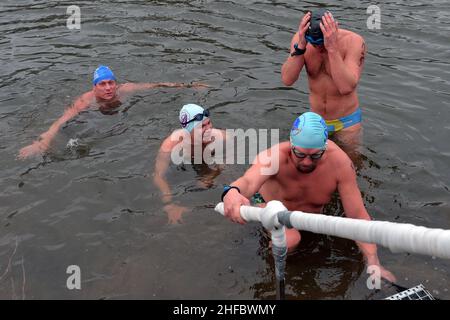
325, 107, 362, 134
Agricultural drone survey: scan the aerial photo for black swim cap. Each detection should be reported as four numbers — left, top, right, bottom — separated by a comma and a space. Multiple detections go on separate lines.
305, 9, 328, 41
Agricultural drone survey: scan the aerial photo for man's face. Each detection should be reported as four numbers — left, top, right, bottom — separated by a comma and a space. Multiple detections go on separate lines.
94, 80, 117, 100
191, 118, 213, 144
312, 43, 326, 52
290, 146, 325, 173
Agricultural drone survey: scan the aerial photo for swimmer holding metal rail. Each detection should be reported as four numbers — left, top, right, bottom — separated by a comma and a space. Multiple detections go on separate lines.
222, 112, 396, 283
18, 66, 208, 159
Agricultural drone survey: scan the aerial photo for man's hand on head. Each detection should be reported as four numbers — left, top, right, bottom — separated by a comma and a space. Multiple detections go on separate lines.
297, 12, 311, 50
320, 12, 339, 53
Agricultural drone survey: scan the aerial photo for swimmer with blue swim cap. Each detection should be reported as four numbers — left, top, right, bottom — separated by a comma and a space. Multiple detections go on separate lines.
290, 112, 328, 173
92, 65, 118, 101
222, 113, 397, 283
93, 65, 116, 86
18, 65, 209, 159
290, 112, 328, 150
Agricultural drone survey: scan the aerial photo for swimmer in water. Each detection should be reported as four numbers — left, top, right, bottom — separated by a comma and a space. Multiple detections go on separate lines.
153, 104, 227, 224
18, 65, 209, 159
281, 9, 367, 161
222, 112, 396, 283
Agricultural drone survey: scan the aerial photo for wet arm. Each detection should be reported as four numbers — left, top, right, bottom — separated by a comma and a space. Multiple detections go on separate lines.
327, 37, 366, 95
19, 93, 90, 158
153, 149, 173, 204
338, 160, 380, 264
39, 96, 88, 145
281, 33, 307, 86
228, 149, 276, 199
119, 82, 208, 94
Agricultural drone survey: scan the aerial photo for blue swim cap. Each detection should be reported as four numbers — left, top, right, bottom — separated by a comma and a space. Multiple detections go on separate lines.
179, 104, 207, 133
290, 112, 328, 149
93, 65, 116, 86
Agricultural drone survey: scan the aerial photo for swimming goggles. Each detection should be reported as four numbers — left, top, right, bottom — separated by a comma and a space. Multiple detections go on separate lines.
292, 147, 325, 160
305, 35, 324, 45
180, 110, 210, 128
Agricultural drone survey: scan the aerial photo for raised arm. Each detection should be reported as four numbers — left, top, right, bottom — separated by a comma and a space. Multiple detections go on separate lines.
118, 81, 209, 95
18, 92, 92, 159
337, 157, 396, 283
281, 12, 311, 86
321, 13, 366, 95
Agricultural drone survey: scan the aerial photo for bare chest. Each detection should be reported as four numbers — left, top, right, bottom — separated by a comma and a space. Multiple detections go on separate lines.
263, 166, 337, 210
305, 52, 331, 79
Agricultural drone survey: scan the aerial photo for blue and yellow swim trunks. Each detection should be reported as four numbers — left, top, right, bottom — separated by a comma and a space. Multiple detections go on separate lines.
325, 107, 362, 134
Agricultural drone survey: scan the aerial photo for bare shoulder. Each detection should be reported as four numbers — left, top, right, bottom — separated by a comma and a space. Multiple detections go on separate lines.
278, 141, 292, 156
160, 129, 187, 153
117, 82, 134, 93
339, 30, 365, 48
270, 141, 291, 163
268, 141, 291, 157
81, 90, 94, 101
254, 141, 290, 166
213, 128, 227, 140
340, 29, 363, 40
326, 140, 355, 174
73, 91, 94, 110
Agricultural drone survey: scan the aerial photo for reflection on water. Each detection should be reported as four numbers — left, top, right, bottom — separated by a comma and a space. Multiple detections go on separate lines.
252, 229, 365, 300
1, 0, 449, 299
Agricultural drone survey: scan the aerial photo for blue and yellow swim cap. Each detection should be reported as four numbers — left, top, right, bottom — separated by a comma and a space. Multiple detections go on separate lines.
179, 104, 207, 133
93, 65, 116, 86
290, 112, 328, 149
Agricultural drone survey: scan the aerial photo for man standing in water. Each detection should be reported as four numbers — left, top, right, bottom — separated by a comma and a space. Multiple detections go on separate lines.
154, 104, 227, 224
222, 112, 396, 282
281, 9, 366, 157
18, 65, 208, 159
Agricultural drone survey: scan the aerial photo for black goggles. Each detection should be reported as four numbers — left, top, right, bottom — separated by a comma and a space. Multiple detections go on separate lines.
292, 147, 326, 160
181, 110, 210, 128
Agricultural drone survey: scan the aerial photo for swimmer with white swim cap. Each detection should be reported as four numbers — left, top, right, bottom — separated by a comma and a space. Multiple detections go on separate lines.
154, 104, 227, 224
222, 112, 396, 283
18, 66, 209, 159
